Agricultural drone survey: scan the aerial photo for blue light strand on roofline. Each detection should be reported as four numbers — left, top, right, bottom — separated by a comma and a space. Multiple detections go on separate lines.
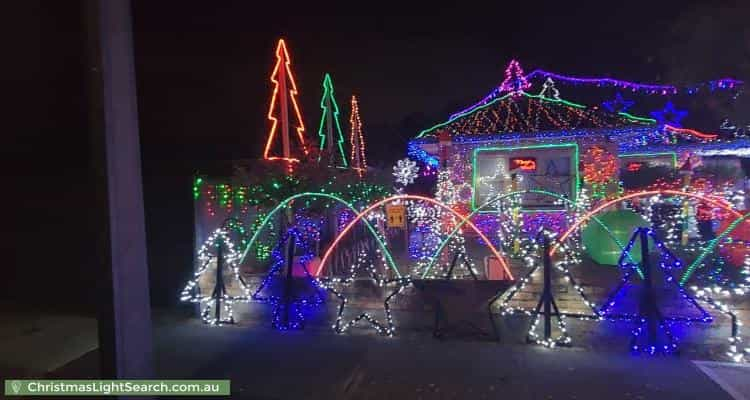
409, 124, 717, 158
621, 138, 750, 157
408, 141, 439, 167
450, 67, 743, 120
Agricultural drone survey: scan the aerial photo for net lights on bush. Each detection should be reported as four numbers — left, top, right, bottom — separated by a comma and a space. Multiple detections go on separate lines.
582, 145, 617, 198
180, 228, 250, 326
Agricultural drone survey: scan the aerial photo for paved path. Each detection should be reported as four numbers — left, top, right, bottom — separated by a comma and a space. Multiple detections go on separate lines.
150, 316, 737, 400
0, 311, 97, 377
4, 310, 747, 399
693, 362, 750, 400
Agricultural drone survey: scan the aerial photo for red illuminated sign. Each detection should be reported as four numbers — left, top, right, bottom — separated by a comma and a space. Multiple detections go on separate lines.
510, 157, 537, 171
626, 162, 643, 172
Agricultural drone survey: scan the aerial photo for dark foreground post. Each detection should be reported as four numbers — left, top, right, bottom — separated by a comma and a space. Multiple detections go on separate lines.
87, 0, 154, 379
639, 228, 658, 347
542, 233, 552, 340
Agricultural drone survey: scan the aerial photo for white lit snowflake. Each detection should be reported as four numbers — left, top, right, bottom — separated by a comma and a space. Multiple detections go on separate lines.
393, 158, 419, 186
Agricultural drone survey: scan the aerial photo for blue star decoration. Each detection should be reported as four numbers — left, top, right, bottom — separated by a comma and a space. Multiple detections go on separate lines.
602, 92, 635, 113
650, 101, 688, 127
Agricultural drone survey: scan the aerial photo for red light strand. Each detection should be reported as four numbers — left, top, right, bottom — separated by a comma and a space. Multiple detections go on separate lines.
264, 39, 309, 165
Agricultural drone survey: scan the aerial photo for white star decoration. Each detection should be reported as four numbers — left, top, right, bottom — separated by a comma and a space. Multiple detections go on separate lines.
393, 158, 419, 186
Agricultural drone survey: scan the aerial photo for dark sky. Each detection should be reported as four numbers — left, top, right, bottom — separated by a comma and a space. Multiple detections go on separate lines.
4, 0, 749, 307
15, 0, 750, 169
127, 0, 749, 164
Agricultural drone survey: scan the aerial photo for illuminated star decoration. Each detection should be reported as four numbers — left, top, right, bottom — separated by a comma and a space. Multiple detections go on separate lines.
393, 158, 420, 186
602, 92, 635, 113
650, 101, 688, 127
317, 248, 413, 336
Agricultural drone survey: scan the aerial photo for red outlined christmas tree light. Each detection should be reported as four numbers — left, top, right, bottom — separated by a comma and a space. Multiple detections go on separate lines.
264, 39, 309, 168
349, 95, 367, 177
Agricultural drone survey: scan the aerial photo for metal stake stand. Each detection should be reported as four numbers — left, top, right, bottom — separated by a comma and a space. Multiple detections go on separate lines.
431, 251, 484, 339
524, 233, 569, 346
206, 238, 234, 325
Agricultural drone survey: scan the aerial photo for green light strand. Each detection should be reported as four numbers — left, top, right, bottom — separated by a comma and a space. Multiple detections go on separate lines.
416, 92, 515, 137
471, 143, 580, 212
679, 211, 750, 285
193, 176, 203, 200
618, 112, 657, 124
317, 74, 348, 167
619, 152, 677, 168
238, 192, 401, 277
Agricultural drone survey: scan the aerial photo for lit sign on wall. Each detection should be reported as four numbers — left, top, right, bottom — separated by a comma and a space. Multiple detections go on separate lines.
626, 162, 643, 172
510, 157, 537, 171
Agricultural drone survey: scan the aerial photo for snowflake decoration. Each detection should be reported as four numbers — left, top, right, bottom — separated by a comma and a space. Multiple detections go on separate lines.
393, 158, 419, 186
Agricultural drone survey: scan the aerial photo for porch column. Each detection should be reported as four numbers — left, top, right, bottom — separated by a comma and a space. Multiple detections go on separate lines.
87, 0, 154, 379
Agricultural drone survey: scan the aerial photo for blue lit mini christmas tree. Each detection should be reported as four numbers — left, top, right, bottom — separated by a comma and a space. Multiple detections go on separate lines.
599, 228, 711, 355
252, 228, 325, 330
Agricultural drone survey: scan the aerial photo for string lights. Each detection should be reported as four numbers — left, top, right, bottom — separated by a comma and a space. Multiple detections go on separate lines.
598, 228, 713, 355
492, 229, 600, 348
393, 158, 419, 186
180, 229, 250, 326
251, 228, 326, 330
650, 101, 688, 127
602, 93, 635, 113
264, 39, 309, 167
582, 145, 617, 198
317, 73, 348, 168
349, 95, 367, 177
420, 91, 652, 139
450, 62, 742, 119
318, 248, 413, 336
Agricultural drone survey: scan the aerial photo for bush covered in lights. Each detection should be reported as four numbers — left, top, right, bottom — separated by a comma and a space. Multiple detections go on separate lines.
620, 165, 676, 190
230, 159, 392, 209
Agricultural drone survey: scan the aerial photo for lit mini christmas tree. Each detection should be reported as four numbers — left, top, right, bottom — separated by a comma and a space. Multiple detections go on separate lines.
317, 73, 348, 168
264, 39, 309, 172
180, 229, 251, 325
349, 95, 367, 177
498, 59, 531, 95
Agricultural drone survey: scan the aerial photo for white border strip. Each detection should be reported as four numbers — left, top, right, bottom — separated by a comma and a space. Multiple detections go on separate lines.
693, 360, 750, 400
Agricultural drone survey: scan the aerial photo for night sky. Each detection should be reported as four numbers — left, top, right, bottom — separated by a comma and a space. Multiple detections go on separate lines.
5, 0, 749, 308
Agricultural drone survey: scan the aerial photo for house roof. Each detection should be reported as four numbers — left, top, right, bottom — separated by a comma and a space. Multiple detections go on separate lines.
416, 91, 654, 139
